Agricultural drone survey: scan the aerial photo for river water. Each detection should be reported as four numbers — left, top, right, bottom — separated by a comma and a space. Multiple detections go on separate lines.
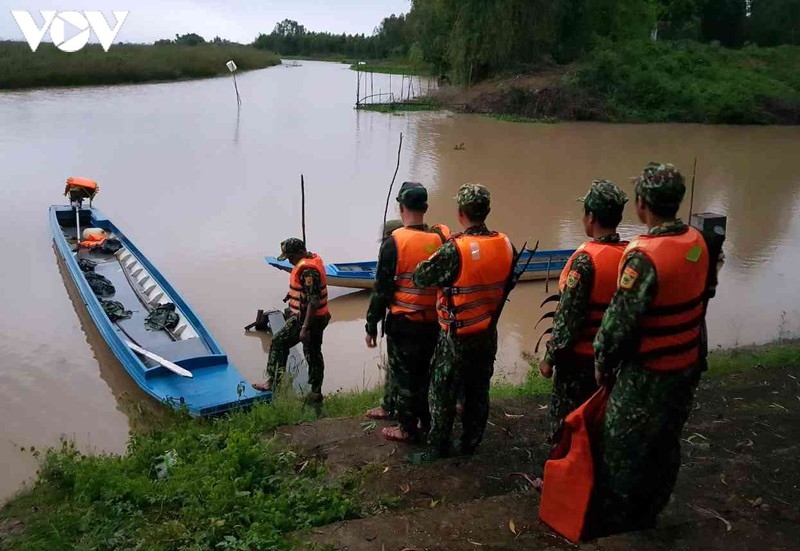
1, 60, 798, 502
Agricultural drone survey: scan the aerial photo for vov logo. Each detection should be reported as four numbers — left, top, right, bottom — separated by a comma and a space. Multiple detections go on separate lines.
11, 10, 129, 52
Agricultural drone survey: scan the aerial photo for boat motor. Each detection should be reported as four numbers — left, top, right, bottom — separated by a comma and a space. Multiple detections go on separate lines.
63, 177, 99, 248
690, 212, 727, 371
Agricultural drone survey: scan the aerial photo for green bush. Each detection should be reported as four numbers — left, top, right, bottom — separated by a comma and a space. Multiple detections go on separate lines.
566, 40, 800, 123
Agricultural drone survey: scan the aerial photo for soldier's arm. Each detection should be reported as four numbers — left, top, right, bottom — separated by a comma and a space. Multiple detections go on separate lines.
544, 253, 594, 365
411, 240, 460, 288
365, 238, 398, 337
593, 252, 657, 374
300, 267, 322, 310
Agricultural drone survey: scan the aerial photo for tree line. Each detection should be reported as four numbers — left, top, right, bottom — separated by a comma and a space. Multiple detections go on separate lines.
251, 0, 798, 85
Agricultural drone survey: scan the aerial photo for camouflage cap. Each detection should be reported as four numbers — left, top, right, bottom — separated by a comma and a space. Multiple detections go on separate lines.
634, 162, 686, 208
380, 218, 403, 241
396, 181, 428, 211
455, 183, 491, 215
578, 179, 628, 216
277, 237, 306, 261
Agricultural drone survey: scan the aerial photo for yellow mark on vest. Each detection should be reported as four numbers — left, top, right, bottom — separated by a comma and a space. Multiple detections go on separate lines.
686, 245, 703, 263
620, 267, 639, 290
566, 270, 581, 289
423, 243, 438, 255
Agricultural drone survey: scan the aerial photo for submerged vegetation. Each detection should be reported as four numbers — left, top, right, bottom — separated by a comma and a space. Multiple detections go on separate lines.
0, 41, 280, 90
2, 343, 798, 549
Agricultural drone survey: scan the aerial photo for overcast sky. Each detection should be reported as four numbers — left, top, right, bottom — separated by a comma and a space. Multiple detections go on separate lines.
1, 0, 412, 44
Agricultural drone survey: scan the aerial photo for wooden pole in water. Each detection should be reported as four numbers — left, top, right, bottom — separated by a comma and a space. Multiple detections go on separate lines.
688, 156, 697, 219
301, 174, 307, 244
226, 60, 241, 106
383, 133, 404, 232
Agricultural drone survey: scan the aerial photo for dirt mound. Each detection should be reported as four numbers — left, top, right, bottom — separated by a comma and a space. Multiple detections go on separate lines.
431, 66, 613, 122
283, 365, 800, 550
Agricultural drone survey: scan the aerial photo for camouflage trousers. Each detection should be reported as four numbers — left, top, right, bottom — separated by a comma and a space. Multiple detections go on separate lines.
586, 363, 701, 537
428, 329, 497, 455
549, 356, 598, 442
267, 313, 330, 393
386, 319, 439, 436
380, 360, 397, 415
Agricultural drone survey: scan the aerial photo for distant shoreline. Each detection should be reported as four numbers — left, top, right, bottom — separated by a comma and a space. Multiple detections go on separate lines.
0, 41, 281, 91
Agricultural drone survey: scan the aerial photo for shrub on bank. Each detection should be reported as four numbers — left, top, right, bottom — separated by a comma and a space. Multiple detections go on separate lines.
0, 41, 280, 90
565, 40, 800, 124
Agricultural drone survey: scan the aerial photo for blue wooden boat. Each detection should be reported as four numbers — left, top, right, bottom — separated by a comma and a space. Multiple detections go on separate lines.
264, 248, 577, 289
51, 203, 270, 416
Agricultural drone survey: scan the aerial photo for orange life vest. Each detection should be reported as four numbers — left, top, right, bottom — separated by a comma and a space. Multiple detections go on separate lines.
80, 233, 106, 248
287, 253, 329, 317
622, 227, 709, 371
437, 232, 513, 336
390, 224, 450, 323
539, 386, 610, 543
557, 240, 628, 358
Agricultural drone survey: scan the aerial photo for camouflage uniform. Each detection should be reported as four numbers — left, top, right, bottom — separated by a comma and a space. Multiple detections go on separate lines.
373, 219, 404, 416
366, 186, 444, 437
266, 238, 330, 395
412, 184, 516, 457
544, 180, 628, 440
588, 164, 711, 536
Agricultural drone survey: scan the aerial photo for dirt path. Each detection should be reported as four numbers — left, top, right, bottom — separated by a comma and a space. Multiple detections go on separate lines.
281, 365, 800, 550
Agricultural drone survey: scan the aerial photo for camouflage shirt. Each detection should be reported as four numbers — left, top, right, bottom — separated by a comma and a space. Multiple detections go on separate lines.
294, 259, 323, 322
593, 220, 689, 374
365, 224, 440, 337
544, 233, 622, 365
411, 224, 517, 289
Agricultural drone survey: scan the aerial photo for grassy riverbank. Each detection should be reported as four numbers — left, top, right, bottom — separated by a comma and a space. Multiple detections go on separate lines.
433, 41, 800, 125
2, 342, 798, 549
350, 59, 435, 76
0, 41, 280, 90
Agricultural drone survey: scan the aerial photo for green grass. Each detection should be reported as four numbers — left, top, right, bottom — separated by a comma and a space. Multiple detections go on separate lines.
0, 41, 280, 90
706, 341, 800, 376
484, 113, 559, 124
357, 101, 440, 113
566, 40, 800, 124
350, 60, 435, 76
281, 53, 354, 64
3, 342, 798, 548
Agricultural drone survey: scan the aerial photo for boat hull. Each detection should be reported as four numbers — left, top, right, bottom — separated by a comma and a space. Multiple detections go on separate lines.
51, 205, 270, 416
264, 248, 576, 290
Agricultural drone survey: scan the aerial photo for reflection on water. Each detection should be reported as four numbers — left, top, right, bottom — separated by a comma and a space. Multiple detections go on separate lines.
1, 60, 799, 502
54, 245, 167, 430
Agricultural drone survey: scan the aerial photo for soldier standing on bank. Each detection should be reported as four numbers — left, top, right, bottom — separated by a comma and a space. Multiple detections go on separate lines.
539, 180, 628, 440
587, 163, 713, 536
365, 218, 404, 421
364, 183, 450, 442
410, 183, 516, 462
252, 238, 331, 404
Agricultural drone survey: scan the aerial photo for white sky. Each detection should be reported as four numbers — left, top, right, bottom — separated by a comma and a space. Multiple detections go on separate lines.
0, 0, 412, 44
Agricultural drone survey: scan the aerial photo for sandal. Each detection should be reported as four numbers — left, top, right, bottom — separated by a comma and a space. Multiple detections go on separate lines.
381, 425, 417, 443
365, 406, 393, 420
252, 381, 273, 392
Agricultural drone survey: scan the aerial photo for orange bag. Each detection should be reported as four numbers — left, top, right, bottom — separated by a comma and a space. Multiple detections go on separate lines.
538, 386, 610, 542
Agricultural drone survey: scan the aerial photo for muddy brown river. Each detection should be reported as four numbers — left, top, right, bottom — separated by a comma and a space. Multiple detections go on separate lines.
0, 60, 798, 502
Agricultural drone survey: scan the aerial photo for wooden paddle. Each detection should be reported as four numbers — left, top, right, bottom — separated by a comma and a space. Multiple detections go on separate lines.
124, 340, 193, 378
